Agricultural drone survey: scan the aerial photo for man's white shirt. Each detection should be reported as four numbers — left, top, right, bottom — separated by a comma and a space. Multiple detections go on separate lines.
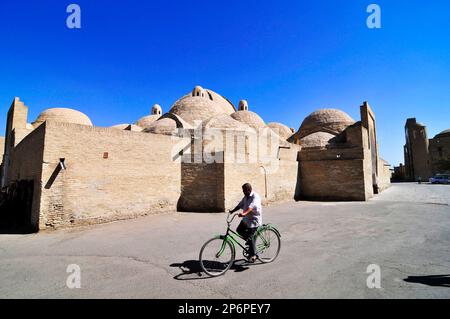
238, 191, 262, 228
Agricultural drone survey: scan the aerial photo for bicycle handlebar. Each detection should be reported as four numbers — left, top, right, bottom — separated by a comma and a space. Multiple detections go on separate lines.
227, 212, 239, 224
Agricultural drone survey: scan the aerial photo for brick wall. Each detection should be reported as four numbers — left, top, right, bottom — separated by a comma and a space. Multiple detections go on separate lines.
39, 121, 181, 229
297, 125, 373, 201
378, 161, 392, 192
223, 142, 300, 210
178, 162, 224, 212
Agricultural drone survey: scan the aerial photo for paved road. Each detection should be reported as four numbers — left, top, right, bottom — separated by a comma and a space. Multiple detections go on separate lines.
1, 183, 450, 298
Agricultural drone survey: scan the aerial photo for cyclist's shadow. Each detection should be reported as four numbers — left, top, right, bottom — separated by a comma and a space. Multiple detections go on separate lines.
170, 259, 260, 280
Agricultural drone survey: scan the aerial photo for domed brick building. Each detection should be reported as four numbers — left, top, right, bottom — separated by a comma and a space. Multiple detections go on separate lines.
0, 89, 391, 231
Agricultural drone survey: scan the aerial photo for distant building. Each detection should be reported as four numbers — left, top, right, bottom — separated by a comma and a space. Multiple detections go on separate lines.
399, 118, 450, 181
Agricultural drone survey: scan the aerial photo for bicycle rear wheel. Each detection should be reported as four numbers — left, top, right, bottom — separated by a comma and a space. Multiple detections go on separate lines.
199, 237, 235, 277
255, 228, 281, 263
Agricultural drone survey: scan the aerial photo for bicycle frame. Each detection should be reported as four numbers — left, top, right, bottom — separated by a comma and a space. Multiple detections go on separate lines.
215, 213, 264, 258
201, 213, 281, 274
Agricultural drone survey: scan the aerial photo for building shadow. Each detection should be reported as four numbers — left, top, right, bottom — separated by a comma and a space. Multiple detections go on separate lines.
169, 259, 262, 280
44, 164, 62, 189
404, 274, 450, 287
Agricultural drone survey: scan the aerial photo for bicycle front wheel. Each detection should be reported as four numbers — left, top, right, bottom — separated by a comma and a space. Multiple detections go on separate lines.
199, 237, 235, 277
255, 228, 281, 263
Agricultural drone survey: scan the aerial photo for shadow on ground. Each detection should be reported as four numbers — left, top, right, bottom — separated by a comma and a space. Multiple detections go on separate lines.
170, 259, 263, 280
404, 274, 450, 287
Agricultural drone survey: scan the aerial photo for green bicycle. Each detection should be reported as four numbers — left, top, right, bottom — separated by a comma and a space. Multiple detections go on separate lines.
199, 212, 281, 277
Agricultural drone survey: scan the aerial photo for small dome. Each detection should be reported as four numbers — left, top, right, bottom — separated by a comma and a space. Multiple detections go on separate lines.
135, 104, 163, 128
151, 104, 162, 115
266, 122, 294, 140
203, 114, 250, 130
230, 110, 266, 130
34, 108, 93, 126
110, 124, 143, 132
299, 132, 335, 148
298, 109, 355, 137
143, 118, 178, 135
238, 100, 249, 111
435, 129, 450, 138
135, 115, 161, 128
192, 86, 206, 97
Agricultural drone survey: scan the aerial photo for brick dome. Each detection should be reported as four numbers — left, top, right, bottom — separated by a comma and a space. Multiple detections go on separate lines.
298, 109, 355, 137
33, 108, 93, 126
203, 114, 250, 130
267, 122, 294, 140
135, 115, 161, 128
230, 110, 266, 130
135, 104, 163, 128
436, 129, 450, 138
299, 132, 335, 148
169, 87, 236, 126
143, 118, 177, 135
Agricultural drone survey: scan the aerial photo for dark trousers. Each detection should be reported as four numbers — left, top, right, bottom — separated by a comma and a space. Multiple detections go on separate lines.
236, 220, 258, 257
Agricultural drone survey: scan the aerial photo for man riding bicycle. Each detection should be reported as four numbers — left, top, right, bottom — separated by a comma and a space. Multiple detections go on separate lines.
228, 183, 262, 263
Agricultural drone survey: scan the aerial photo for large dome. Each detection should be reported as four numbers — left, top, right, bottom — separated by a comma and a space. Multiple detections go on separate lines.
168, 87, 236, 126
230, 110, 266, 130
435, 129, 450, 138
298, 109, 355, 137
33, 108, 93, 127
170, 96, 224, 125
266, 122, 294, 140
203, 114, 250, 130
205, 90, 236, 114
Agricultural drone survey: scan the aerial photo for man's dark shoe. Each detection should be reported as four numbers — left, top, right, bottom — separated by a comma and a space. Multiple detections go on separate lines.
247, 255, 257, 263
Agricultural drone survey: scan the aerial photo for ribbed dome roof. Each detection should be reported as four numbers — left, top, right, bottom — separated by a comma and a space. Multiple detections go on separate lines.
267, 122, 294, 140
299, 132, 335, 148
110, 124, 143, 132
203, 114, 250, 130
298, 109, 355, 137
33, 108, 93, 126
436, 129, 450, 138
135, 115, 161, 128
143, 118, 177, 135
230, 110, 266, 130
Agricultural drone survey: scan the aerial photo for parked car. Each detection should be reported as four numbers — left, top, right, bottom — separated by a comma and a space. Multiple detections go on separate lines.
429, 174, 450, 184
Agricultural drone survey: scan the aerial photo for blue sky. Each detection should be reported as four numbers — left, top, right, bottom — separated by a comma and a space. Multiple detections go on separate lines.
0, 0, 449, 166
